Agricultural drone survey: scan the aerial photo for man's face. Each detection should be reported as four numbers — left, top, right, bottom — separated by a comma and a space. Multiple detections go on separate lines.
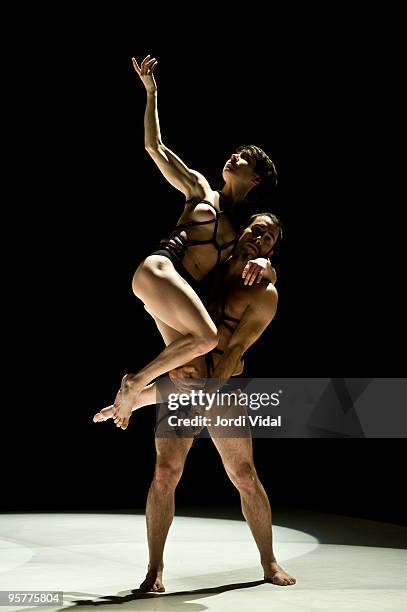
238, 216, 278, 258
222, 150, 260, 186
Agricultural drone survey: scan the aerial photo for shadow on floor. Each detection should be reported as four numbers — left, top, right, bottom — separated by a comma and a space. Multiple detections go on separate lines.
62, 580, 266, 610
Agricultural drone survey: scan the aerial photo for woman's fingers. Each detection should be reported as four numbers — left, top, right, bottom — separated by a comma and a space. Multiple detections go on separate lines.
255, 270, 264, 283
144, 57, 157, 74
132, 55, 158, 77
141, 54, 155, 73
243, 262, 257, 285
242, 263, 250, 280
246, 268, 259, 285
132, 57, 141, 74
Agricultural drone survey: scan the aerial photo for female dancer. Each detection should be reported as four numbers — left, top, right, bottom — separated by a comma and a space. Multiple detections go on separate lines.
94, 211, 281, 427
112, 54, 278, 429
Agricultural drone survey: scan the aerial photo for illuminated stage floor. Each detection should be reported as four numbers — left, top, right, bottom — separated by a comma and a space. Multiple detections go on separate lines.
1, 510, 406, 611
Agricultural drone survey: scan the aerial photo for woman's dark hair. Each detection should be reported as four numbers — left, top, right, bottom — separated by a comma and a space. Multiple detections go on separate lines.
235, 145, 278, 187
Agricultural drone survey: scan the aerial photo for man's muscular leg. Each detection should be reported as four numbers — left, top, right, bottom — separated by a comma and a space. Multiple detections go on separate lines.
140, 436, 193, 593
210, 433, 296, 586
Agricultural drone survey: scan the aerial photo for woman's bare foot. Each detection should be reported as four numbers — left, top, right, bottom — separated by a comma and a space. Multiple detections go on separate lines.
92, 404, 132, 429
112, 374, 143, 430
139, 567, 165, 593
264, 561, 296, 586
93, 405, 114, 423
93, 402, 136, 430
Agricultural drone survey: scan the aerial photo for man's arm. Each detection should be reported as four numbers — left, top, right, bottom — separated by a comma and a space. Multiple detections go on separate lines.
211, 285, 278, 380
133, 55, 211, 200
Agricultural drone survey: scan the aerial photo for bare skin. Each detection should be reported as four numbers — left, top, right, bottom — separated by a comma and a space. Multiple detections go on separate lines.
139, 437, 194, 592
109, 54, 277, 428
94, 406, 296, 589
94, 216, 278, 428
93, 218, 296, 588
210, 435, 295, 587
142, 434, 295, 591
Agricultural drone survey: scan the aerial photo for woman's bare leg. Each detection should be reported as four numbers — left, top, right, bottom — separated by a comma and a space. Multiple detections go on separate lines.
93, 382, 158, 424
94, 372, 181, 426
94, 309, 200, 426
113, 255, 218, 429
144, 305, 183, 346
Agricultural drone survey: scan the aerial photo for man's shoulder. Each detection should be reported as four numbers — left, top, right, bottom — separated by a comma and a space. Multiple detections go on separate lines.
239, 282, 277, 328
230, 278, 278, 301
255, 282, 278, 311
235, 281, 277, 319
249, 280, 278, 304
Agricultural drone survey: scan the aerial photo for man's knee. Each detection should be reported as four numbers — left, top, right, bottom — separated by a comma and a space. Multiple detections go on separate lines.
227, 461, 258, 494
153, 462, 184, 492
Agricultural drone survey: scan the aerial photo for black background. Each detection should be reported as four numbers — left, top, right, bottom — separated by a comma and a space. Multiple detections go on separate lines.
5, 10, 405, 526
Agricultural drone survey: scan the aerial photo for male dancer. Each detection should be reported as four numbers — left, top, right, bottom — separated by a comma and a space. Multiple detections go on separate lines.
94, 213, 296, 590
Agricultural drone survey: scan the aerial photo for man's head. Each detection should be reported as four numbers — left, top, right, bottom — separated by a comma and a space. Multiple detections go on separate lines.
222, 145, 277, 191
236, 212, 282, 259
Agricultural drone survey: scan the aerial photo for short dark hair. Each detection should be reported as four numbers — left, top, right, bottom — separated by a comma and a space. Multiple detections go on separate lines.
247, 212, 283, 243
235, 145, 278, 187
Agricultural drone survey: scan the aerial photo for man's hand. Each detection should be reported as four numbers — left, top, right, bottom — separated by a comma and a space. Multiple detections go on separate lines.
169, 365, 204, 393
132, 55, 158, 94
242, 258, 277, 285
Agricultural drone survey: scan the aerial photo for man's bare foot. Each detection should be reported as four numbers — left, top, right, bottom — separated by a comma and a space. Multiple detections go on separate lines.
139, 567, 165, 593
264, 561, 296, 586
93, 405, 114, 423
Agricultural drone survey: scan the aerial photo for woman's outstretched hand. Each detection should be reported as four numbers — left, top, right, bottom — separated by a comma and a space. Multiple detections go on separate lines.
132, 55, 158, 94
